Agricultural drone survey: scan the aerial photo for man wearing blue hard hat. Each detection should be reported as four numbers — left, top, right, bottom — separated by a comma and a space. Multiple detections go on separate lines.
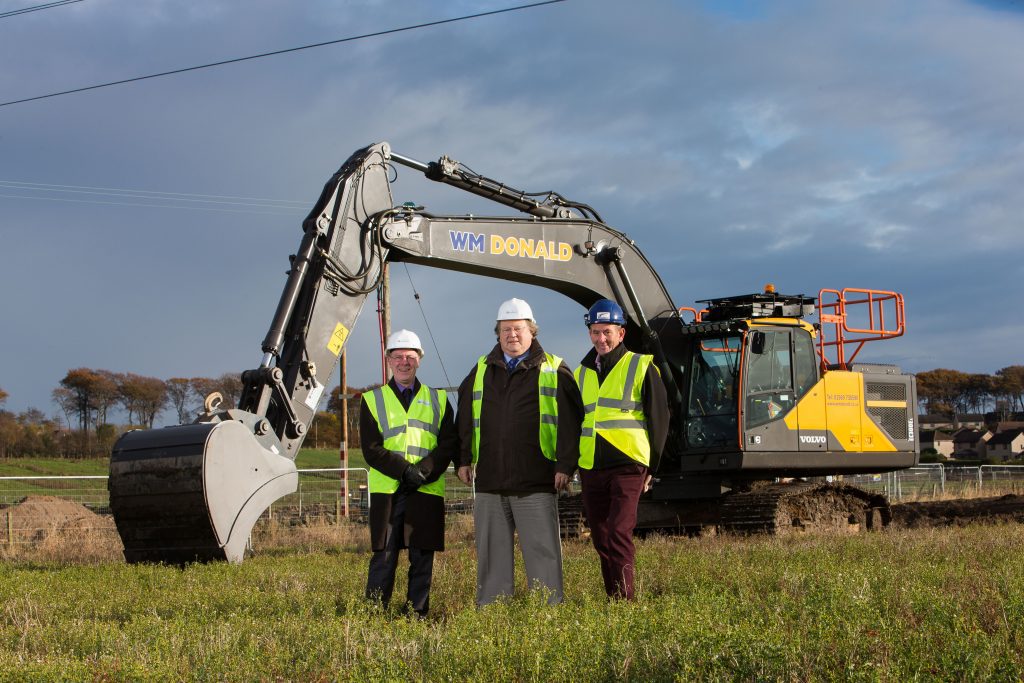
568, 299, 669, 600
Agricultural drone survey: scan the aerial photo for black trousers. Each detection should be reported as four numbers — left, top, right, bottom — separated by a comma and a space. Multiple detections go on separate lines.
365, 491, 435, 615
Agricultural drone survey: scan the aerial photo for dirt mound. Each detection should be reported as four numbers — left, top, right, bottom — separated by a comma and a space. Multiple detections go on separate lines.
1, 495, 115, 541
891, 494, 1024, 529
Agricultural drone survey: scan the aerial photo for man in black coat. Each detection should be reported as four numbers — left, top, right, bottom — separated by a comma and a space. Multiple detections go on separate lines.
361, 329, 458, 617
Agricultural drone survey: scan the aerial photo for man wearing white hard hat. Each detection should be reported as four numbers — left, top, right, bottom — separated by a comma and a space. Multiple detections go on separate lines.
456, 298, 583, 606
361, 328, 458, 617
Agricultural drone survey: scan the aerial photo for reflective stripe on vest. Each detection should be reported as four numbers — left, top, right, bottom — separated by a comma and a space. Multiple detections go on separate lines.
471, 352, 562, 464
363, 384, 446, 497
574, 351, 655, 469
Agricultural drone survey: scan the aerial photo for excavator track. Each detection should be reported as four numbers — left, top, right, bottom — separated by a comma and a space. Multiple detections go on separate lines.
718, 481, 891, 535
557, 493, 586, 539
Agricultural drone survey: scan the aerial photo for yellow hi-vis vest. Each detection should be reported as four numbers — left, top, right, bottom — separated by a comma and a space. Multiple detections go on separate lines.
363, 384, 446, 497
471, 352, 562, 464
574, 351, 656, 469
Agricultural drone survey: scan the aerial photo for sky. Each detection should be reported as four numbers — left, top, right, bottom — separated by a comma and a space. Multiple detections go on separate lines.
2, 0, 1023, 424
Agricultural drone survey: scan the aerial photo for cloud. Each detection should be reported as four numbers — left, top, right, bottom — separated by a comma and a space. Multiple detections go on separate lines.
2, 0, 1023, 422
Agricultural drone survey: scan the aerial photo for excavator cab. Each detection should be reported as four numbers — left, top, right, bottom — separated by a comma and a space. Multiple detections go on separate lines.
671, 288, 918, 480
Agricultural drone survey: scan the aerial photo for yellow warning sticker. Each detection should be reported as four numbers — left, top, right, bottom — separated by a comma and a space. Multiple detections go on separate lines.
327, 322, 349, 356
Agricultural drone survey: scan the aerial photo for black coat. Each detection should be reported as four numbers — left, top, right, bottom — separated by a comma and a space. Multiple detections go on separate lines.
360, 378, 459, 551
456, 339, 583, 494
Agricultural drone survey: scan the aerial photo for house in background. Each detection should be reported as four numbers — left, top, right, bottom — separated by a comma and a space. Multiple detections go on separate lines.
918, 414, 953, 431
920, 429, 955, 458
986, 429, 1024, 462
918, 414, 987, 431
956, 414, 988, 430
951, 428, 992, 459
986, 420, 1024, 434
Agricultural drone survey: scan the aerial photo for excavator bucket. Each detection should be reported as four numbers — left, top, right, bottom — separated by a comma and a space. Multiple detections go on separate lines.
109, 422, 297, 564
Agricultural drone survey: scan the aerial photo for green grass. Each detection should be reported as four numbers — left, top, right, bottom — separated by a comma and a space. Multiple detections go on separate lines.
296, 447, 367, 470
0, 458, 109, 477
2, 525, 1024, 680
0, 448, 365, 477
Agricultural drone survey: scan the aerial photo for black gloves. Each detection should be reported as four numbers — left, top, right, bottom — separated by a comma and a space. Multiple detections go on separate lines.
401, 464, 427, 489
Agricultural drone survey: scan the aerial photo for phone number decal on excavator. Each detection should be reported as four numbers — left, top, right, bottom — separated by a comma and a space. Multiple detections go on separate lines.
449, 230, 573, 261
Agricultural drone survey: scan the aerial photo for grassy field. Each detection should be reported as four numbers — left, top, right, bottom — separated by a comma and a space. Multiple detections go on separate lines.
0, 448, 366, 477
2, 522, 1024, 680
295, 447, 368, 471
0, 457, 110, 477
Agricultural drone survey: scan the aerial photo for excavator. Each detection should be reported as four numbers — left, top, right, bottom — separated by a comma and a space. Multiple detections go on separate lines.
108, 142, 919, 563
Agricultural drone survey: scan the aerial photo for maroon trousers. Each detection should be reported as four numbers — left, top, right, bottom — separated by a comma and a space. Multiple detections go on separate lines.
579, 463, 647, 600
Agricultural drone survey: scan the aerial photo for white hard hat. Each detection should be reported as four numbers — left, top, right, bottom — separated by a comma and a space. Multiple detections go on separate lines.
496, 298, 535, 322
386, 329, 423, 354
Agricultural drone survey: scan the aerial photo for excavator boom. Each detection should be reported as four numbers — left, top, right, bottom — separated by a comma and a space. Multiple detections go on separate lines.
109, 142, 680, 563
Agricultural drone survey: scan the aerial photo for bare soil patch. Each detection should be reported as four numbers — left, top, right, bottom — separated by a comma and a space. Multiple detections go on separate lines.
891, 494, 1024, 528
1, 495, 115, 541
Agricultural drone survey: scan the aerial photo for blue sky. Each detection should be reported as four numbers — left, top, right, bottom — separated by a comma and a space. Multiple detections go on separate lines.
1, 0, 1022, 421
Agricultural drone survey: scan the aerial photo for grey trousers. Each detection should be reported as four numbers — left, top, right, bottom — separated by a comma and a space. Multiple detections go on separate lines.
474, 491, 563, 606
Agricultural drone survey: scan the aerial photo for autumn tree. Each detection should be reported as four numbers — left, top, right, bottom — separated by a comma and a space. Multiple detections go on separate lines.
309, 412, 341, 449
16, 408, 62, 456
56, 368, 119, 449
0, 386, 7, 406
92, 370, 121, 427
916, 369, 968, 416
0, 410, 16, 458
217, 373, 243, 408
958, 373, 992, 414
189, 373, 244, 413
166, 377, 197, 424
995, 366, 1024, 413
117, 373, 168, 427
327, 384, 375, 449
51, 385, 76, 430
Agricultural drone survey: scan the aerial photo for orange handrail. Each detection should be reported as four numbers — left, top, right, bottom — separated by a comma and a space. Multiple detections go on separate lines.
817, 288, 905, 371
678, 306, 706, 323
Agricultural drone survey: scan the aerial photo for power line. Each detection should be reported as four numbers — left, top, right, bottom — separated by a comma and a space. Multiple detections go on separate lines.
0, 179, 308, 207
402, 263, 454, 390
0, 0, 567, 108
0, 0, 84, 20
0, 180, 310, 215
0, 192, 301, 215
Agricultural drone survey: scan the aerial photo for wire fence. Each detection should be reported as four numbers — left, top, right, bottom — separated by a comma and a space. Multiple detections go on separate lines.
839, 464, 1024, 500
3, 464, 1024, 549
0, 468, 476, 548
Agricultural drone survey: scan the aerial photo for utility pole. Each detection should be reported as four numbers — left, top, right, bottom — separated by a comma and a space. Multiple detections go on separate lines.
381, 264, 392, 383
339, 352, 349, 517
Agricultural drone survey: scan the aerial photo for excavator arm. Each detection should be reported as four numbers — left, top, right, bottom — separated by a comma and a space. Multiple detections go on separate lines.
109, 141, 682, 563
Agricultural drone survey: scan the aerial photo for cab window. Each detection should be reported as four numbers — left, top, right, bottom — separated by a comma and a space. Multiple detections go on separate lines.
685, 335, 740, 448
745, 329, 793, 428
793, 330, 818, 397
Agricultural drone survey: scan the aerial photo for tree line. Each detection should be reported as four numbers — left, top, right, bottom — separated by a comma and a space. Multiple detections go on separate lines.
0, 370, 372, 458
3, 363, 1022, 458
915, 366, 1024, 419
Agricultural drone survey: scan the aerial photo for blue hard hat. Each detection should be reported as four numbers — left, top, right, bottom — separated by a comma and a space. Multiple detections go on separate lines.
584, 299, 626, 326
